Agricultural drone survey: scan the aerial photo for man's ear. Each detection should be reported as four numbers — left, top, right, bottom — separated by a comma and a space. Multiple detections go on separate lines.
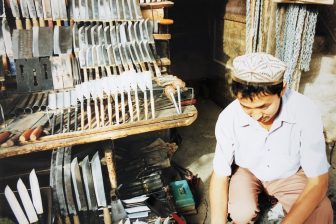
280, 82, 287, 97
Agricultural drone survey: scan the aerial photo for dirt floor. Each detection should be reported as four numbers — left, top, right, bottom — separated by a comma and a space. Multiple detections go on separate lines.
172, 98, 336, 224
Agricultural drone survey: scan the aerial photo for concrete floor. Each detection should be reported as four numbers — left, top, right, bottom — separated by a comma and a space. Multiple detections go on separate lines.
172, 98, 336, 224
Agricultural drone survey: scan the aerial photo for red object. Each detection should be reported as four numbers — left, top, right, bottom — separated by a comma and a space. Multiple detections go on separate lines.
172, 213, 186, 224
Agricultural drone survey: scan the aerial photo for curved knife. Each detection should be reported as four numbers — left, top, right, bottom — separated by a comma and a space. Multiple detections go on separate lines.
5, 185, 29, 224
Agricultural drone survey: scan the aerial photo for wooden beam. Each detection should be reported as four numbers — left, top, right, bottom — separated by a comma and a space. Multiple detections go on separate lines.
0, 106, 197, 158
140, 1, 174, 9
273, 0, 333, 5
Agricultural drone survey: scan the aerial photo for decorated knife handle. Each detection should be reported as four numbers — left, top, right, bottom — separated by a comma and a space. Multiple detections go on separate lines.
64, 215, 71, 224
1, 133, 19, 147
20, 128, 34, 142
30, 126, 43, 141
103, 207, 111, 224
0, 131, 11, 144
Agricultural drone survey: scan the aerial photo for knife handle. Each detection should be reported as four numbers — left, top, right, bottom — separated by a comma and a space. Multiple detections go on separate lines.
103, 207, 111, 224
32, 18, 39, 27
0, 131, 11, 144
26, 18, 32, 30
39, 18, 45, 27
20, 128, 34, 142
30, 126, 43, 141
1, 133, 19, 147
73, 214, 80, 224
64, 215, 71, 224
56, 19, 62, 27
105, 150, 117, 189
48, 19, 53, 28
15, 18, 23, 30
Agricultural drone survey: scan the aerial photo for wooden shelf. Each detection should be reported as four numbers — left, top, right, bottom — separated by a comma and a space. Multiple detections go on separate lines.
140, 1, 174, 9
0, 105, 197, 158
153, 34, 171, 40
272, 0, 333, 4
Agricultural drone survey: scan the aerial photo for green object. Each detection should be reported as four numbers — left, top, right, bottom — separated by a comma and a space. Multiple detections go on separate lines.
169, 180, 195, 210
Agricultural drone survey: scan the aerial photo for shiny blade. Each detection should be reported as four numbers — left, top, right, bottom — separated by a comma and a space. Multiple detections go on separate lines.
91, 152, 107, 207
59, 0, 67, 20
55, 148, 69, 216
50, 0, 60, 20
9, 0, 21, 18
72, 0, 80, 19
0, 21, 6, 55
71, 157, 88, 211
34, 0, 43, 18
80, 156, 98, 210
19, 0, 29, 18
42, 0, 52, 19
17, 179, 39, 223
5, 186, 29, 224
2, 19, 13, 57
26, 0, 37, 18
63, 147, 77, 215
29, 169, 44, 215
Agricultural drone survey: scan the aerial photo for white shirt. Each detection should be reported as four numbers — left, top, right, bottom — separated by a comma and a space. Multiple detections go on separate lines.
213, 89, 330, 181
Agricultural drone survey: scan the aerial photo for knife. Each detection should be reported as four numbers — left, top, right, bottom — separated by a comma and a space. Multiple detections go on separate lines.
9, 0, 23, 29
63, 147, 80, 224
71, 157, 89, 221
54, 148, 71, 224
80, 156, 99, 223
17, 178, 39, 223
29, 169, 45, 224
5, 185, 29, 224
91, 151, 112, 224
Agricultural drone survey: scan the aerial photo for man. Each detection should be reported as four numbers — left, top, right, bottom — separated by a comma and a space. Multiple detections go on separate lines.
209, 53, 333, 224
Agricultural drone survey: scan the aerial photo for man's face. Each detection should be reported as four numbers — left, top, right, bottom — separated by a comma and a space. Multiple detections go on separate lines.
237, 90, 285, 125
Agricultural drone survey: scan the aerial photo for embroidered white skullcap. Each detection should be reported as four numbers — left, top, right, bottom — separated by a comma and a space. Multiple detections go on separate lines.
232, 53, 287, 85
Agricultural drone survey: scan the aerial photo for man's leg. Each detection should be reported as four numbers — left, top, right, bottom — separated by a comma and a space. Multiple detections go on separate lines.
228, 167, 262, 224
263, 169, 333, 224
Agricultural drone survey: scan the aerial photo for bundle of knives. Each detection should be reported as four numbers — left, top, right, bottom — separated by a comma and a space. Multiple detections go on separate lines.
4, 169, 47, 224
50, 147, 125, 224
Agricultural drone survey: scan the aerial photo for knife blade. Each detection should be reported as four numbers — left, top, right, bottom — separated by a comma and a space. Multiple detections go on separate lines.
2, 19, 14, 75
63, 147, 80, 223
55, 148, 71, 223
29, 169, 44, 221
91, 151, 111, 224
17, 178, 39, 223
80, 155, 98, 211
5, 186, 29, 224
71, 157, 88, 211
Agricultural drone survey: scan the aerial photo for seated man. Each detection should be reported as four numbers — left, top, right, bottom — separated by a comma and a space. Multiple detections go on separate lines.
209, 53, 333, 224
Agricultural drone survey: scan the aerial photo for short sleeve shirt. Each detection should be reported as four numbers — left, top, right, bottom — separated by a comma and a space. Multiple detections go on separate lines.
213, 89, 330, 181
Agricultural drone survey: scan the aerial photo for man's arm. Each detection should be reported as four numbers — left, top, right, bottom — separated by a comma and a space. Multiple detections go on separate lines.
209, 171, 230, 224
281, 173, 329, 224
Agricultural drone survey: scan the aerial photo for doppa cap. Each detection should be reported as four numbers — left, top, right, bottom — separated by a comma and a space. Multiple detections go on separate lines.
232, 53, 287, 85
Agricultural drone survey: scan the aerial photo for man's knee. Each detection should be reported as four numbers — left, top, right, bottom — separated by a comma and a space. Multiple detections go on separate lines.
229, 202, 259, 224
304, 197, 333, 224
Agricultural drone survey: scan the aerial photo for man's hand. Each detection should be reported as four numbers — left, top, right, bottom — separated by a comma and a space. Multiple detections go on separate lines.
209, 171, 230, 224
281, 173, 329, 224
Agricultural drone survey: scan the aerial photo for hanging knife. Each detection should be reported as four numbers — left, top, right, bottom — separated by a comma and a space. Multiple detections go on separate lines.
80, 156, 99, 223
17, 178, 39, 223
29, 169, 45, 224
63, 147, 81, 223
55, 148, 71, 223
91, 151, 112, 224
71, 157, 89, 222
42, 0, 53, 27
5, 186, 29, 224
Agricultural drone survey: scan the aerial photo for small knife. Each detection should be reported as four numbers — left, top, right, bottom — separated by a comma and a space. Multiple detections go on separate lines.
17, 178, 39, 223
29, 169, 45, 224
5, 185, 29, 224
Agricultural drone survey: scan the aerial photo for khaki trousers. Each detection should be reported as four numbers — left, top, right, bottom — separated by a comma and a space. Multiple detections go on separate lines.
228, 167, 333, 224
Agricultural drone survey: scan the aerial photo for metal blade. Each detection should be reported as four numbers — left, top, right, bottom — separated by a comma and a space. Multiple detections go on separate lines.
79, 0, 86, 20
42, 0, 52, 19
80, 155, 98, 210
26, 0, 37, 18
9, 0, 21, 18
29, 169, 44, 215
55, 148, 69, 216
0, 21, 6, 55
19, 0, 29, 18
2, 19, 13, 57
50, 0, 60, 20
72, 0, 80, 19
63, 147, 77, 215
71, 157, 88, 211
34, 0, 44, 18
4, 186, 29, 224
91, 151, 107, 207
59, 0, 67, 20
17, 178, 39, 223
